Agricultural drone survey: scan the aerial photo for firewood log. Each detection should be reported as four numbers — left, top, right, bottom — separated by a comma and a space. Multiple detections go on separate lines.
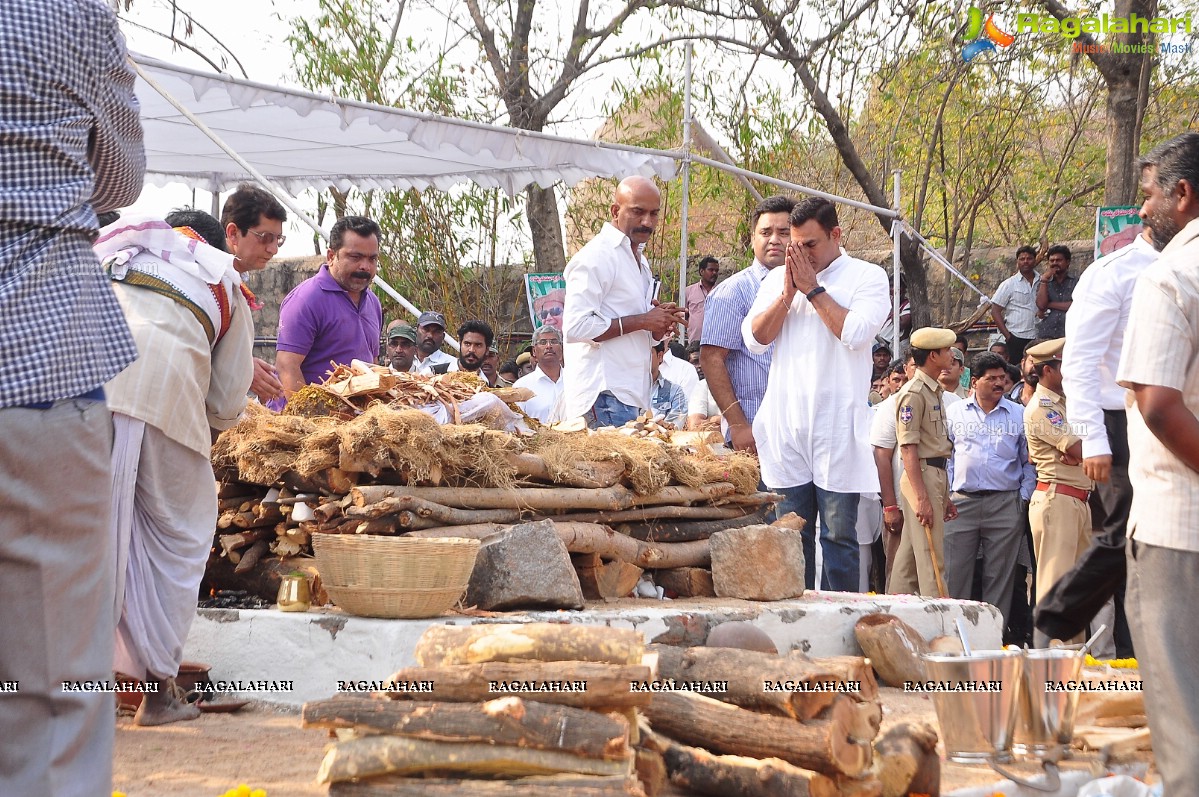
578, 558, 644, 600
316, 735, 633, 783
870, 722, 939, 797
327, 774, 645, 796
653, 568, 715, 598
507, 453, 626, 489
218, 528, 272, 560
346, 495, 522, 525
414, 623, 645, 667
560, 506, 756, 524
853, 614, 929, 687
233, 539, 269, 574
622, 508, 774, 542
634, 748, 667, 797
217, 495, 259, 512
648, 644, 841, 720
657, 735, 838, 797
217, 480, 260, 499
709, 491, 784, 506
302, 696, 630, 760
816, 695, 882, 743
383, 662, 651, 709
405, 523, 507, 539
350, 483, 736, 513
642, 691, 871, 778
798, 654, 879, 702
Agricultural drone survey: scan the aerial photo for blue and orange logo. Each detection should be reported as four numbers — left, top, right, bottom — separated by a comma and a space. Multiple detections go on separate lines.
962, 7, 1015, 60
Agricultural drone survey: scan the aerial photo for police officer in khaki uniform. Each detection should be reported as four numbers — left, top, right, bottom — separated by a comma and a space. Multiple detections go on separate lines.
1023, 337, 1092, 646
888, 327, 959, 597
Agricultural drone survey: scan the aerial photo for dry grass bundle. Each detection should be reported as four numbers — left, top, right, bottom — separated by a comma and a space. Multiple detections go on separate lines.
218, 402, 338, 484
528, 429, 671, 495
438, 423, 523, 488
283, 384, 354, 419
668, 447, 760, 495
337, 404, 442, 478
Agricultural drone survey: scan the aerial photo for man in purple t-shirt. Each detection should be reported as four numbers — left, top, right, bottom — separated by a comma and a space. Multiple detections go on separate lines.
276, 216, 383, 398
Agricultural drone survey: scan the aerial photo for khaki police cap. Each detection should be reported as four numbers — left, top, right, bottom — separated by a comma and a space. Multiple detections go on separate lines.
910, 327, 957, 350
1026, 337, 1066, 364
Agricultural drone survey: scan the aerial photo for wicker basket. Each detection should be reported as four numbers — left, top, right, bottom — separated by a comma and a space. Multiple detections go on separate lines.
321, 584, 471, 619
311, 534, 480, 618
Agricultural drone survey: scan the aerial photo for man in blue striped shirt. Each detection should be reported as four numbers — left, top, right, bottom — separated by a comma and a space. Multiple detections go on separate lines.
699, 195, 795, 452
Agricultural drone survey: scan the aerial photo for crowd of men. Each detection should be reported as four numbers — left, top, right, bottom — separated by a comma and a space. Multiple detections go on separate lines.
3, 1, 1199, 792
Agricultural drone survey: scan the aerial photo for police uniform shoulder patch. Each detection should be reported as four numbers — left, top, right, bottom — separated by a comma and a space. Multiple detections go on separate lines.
899, 405, 914, 424
1045, 409, 1065, 427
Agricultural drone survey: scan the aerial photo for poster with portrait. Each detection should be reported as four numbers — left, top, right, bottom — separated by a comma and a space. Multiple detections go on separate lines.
525, 273, 566, 332
1095, 206, 1143, 259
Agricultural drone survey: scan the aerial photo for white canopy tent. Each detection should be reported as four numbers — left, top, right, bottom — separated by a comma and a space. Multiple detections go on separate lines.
132, 55, 963, 353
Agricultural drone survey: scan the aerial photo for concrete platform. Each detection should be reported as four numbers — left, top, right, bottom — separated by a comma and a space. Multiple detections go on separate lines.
183, 592, 1002, 707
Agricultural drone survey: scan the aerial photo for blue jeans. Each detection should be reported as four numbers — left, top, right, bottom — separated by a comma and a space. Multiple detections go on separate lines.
585, 391, 641, 429
775, 483, 861, 592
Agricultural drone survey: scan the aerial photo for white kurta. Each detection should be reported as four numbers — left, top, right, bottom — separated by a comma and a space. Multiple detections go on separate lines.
743, 253, 890, 492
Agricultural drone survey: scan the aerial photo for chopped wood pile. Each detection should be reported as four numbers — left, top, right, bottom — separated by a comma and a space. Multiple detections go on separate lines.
300, 623, 939, 796
206, 384, 779, 607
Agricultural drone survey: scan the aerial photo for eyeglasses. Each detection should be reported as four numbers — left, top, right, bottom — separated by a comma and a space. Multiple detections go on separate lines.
537, 307, 563, 319
534, 339, 562, 347
246, 229, 286, 246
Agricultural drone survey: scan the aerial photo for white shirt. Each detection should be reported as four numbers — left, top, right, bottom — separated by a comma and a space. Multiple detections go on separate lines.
869, 392, 904, 498
941, 390, 964, 408
991, 272, 1039, 338
562, 222, 655, 419
742, 253, 890, 491
660, 348, 699, 398
1117, 216, 1199, 553
411, 349, 458, 375
1062, 234, 1158, 458
689, 379, 721, 418
513, 366, 563, 424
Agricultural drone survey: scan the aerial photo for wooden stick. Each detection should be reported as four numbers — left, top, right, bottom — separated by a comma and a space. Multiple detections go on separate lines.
659, 736, 838, 797
316, 735, 633, 784
710, 491, 784, 506
623, 508, 773, 542
383, 662, 652, 709
507, 453, 626, 490
870, 722, 940, 797
218, 528, 271, 560
555, 506, 755, 524
233, 539, 269, 574
327, 775, 644, 797
405, 523, 507, 538
347, 495, 521, 525
641, 690, 871, 778
302, 696, 630, 760
414, 623, 645, 667
351, 483, 737, 512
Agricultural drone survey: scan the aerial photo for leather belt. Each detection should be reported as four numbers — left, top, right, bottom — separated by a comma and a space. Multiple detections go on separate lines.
958, 489, 1008, 497
1036, 481, 1090, 502
922, 457, 948, 470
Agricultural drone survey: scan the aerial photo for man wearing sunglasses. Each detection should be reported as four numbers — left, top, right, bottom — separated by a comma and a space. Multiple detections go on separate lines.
221, 184, 288, 402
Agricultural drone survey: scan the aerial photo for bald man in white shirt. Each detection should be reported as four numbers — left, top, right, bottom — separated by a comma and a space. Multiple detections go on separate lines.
562, 177, 685, 427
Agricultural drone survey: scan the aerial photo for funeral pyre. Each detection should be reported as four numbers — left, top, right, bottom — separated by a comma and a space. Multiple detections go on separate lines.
206, 364, 779, 606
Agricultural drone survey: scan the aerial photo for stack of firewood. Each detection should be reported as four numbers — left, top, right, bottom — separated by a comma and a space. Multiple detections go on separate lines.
638, 645, 940, 797
207, 394, 779, 604
301, 623, 653, 796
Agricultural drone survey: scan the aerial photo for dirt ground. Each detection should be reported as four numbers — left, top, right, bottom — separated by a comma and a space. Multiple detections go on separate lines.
113, 687, 1155, 796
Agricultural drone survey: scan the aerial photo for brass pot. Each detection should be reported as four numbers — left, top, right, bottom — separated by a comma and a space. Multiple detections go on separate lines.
277, 574, 311, 612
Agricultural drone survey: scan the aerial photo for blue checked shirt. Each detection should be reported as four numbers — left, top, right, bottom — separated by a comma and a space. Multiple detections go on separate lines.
699, 260, 772, 425
0, 0, 145, 408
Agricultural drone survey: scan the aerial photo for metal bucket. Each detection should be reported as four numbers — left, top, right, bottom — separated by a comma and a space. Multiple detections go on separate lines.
1013, 646, 1086, 755
920, 649, 1024, 763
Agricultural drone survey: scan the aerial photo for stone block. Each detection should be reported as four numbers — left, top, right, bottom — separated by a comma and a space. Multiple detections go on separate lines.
710, 524, 805, 601
466, 520, 584, 610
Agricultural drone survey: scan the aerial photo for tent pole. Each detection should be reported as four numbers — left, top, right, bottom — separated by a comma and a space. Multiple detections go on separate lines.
678, 43, 693, 342
130, 57, 459, 351
892, 170, 901, 355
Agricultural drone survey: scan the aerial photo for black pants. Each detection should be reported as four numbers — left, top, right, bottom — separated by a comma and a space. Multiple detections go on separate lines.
1006, 336, 1032, 365
1034, 410, 1134, 656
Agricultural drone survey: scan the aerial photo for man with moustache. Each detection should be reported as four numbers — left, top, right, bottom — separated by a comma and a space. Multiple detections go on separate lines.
515, 326, 565, 423
562, 176, 685, 427
220, 184, 289, 403
383, 321, 418, 372
275, 216, 383, 398
744, 198, 891, 591
1116, 131, 1199, 792
456, 320, 494, 375
700, 195, 796, 452
991, 245, 1040, 364
412, 311, 459, 375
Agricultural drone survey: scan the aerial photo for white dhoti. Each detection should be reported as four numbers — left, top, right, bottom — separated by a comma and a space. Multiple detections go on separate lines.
110, 413, 216, 681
